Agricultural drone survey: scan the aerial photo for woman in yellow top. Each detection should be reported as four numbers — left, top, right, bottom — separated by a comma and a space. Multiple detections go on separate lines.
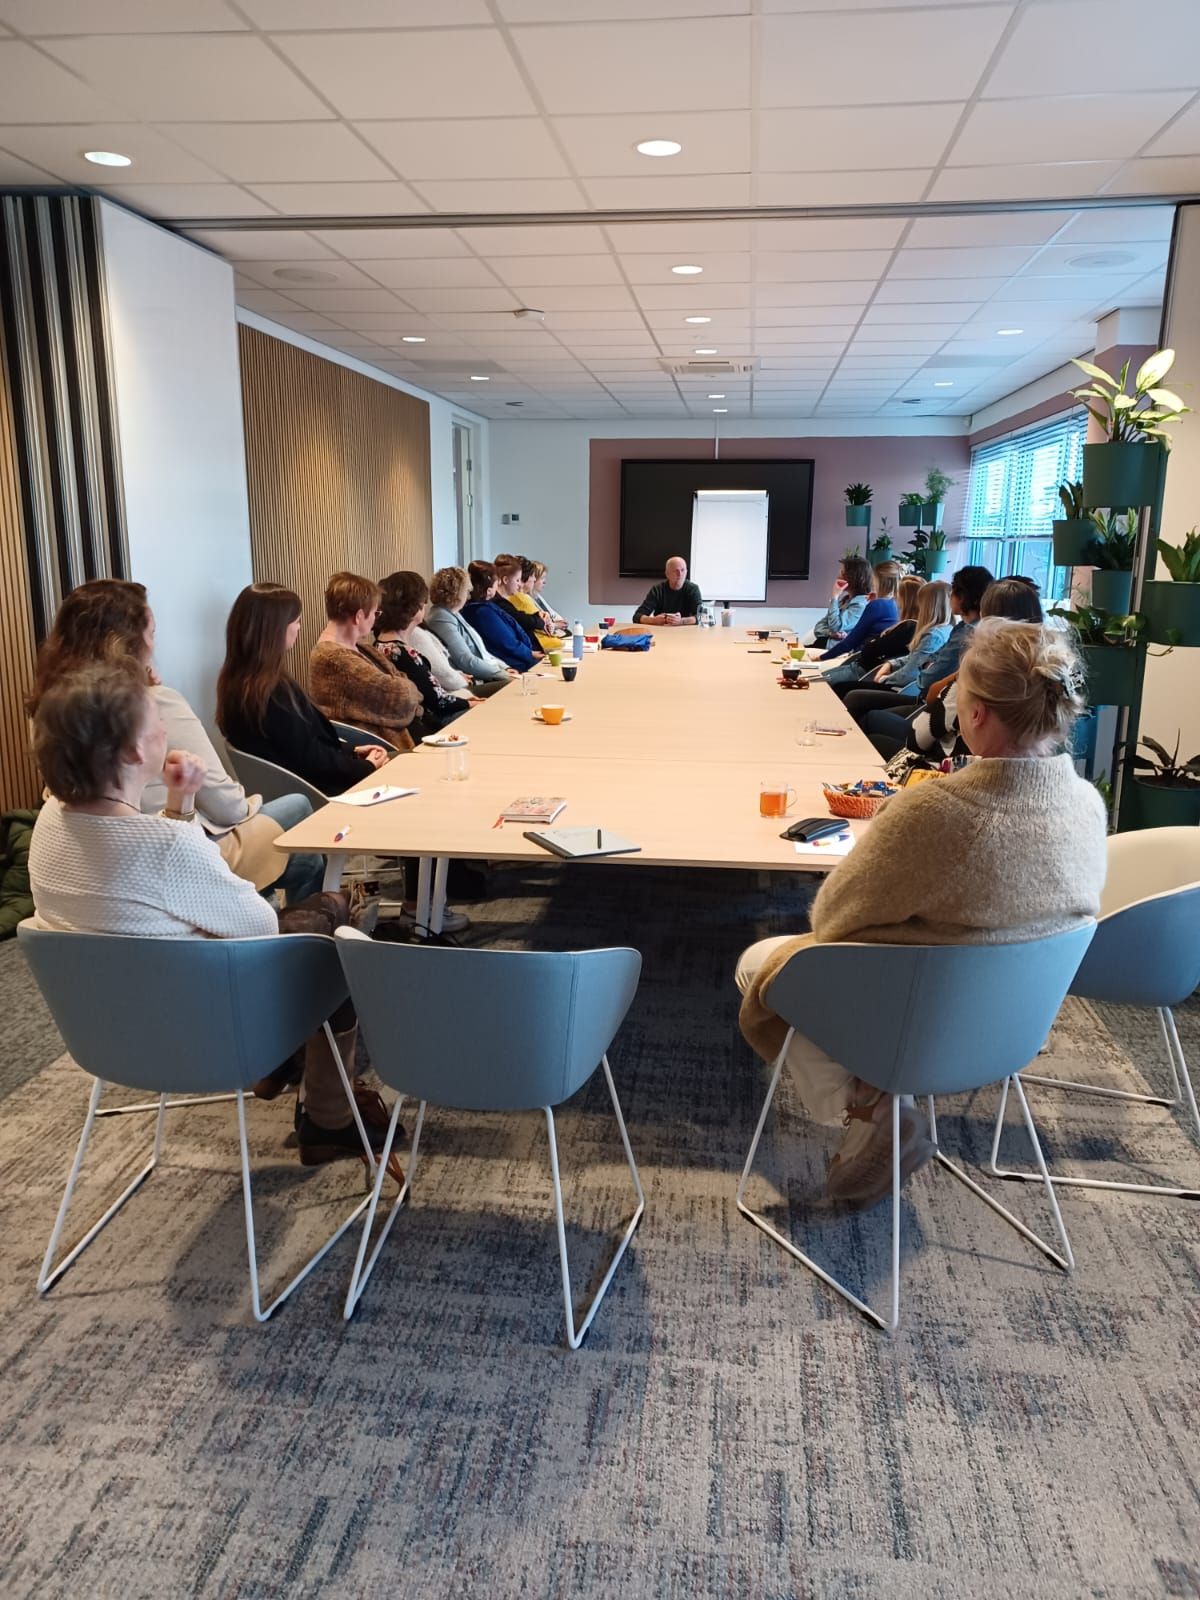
493, 552, 558, 652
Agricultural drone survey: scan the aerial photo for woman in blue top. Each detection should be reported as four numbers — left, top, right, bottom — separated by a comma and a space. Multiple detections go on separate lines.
862, 580, 951, 698
461, 559, 541, 671
819, 562, 901, 658
809, 555, 873, 645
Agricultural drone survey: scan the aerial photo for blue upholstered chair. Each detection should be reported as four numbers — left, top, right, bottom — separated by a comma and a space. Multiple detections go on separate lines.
334, 931, 644, 1349
18, 925, 378, 1321
737, 927, 1095, 1333
990, 827, 1200, 1200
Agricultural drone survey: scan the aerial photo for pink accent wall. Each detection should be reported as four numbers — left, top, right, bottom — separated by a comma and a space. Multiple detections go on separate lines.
587, 434, 971, 608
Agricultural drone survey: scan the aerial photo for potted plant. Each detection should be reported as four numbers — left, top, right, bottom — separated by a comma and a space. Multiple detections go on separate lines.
1052, 481, 1097, 567
1143, 527, 1200, 646
868, 531, 893, 562
1051, 603, 1145, 706
926, 528, 949, 574
844, 482, 872, 526
1084, 509, 1138, 613
922, 467, 955, 529
1071, 348, 1190, 507
1128, 732, 1200, 829
898, 492, 925, 527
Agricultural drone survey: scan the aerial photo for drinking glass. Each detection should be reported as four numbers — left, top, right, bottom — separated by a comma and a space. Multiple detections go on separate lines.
443, 746, 469, 781
759, 781, 796, 818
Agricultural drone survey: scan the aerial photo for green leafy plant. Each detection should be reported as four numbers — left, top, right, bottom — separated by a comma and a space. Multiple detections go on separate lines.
1133, 732, 1200, 789
928, 529, 947, 552
1092, 775, 1115, 828
1071, 348, 1191, 447
924, 467, 955, 503
1051, 604, 1146, 647
1058, 481, 1085, 519
869, 535, 894, 559
900, 492, 925, 507
877, 515, 892, 539
844, 482, 872, 506
1157, 527, 1200, 582
1084, 509, 1138, 571
842, 543, 864, 561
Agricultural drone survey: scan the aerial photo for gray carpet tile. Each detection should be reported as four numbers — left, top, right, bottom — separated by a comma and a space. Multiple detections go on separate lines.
0, 863, 1198, 1599
0, 938, 62, 1100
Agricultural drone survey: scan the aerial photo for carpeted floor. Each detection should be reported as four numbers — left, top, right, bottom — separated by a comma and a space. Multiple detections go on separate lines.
0, 864, 1198, 1599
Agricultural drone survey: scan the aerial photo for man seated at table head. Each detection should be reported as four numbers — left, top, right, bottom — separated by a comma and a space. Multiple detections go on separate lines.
632, 556, 702, 627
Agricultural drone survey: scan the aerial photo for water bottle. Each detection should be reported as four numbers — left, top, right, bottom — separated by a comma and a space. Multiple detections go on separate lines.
572, 620, 584, 661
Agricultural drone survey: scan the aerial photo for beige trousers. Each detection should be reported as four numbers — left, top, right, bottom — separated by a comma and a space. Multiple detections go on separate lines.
735, 935, 856, 1126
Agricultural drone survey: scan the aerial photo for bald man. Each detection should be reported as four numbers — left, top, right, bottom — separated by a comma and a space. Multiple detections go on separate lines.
632, 556, 703, 627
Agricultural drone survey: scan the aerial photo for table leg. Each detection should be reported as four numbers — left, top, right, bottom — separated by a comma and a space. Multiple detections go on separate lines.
322, 856, 344, 892
430, 857, 448, 936
415, 856, 432, 933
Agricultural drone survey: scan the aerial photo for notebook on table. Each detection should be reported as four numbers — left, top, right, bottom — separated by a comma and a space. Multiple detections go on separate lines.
523, 827, 640, 860
499, 796, 567, 823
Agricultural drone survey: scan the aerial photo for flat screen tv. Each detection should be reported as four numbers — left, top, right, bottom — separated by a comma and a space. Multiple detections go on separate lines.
619, 458, 815, 583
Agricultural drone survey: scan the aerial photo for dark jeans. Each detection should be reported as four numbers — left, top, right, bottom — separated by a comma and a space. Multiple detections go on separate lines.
278, 890, 357, 1126
842, 685, 914, 726
864, 709, 918, 760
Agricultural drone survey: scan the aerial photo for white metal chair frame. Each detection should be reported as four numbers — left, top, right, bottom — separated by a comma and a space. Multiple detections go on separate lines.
40, 1021, 379, 1322
344, 1055, 644, 1350
736, 1025, 1074, 1334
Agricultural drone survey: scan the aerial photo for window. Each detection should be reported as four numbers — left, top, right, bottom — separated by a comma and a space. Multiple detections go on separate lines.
965, 411, 1086, 603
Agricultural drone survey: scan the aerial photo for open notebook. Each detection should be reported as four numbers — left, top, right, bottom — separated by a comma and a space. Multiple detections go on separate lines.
523, 827, 640, 860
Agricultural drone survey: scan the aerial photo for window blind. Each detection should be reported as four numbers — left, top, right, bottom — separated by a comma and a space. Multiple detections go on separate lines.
965, 411, 1087, 599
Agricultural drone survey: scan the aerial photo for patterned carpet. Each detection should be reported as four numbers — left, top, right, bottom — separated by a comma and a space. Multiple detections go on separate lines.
0, 864, 1198, 1599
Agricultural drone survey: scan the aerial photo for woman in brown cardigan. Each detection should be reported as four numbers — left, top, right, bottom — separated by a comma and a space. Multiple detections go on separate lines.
309, 572, 421, 750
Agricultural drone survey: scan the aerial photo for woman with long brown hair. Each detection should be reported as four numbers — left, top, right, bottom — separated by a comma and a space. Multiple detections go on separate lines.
29, 578, 322, 905
217, 583, 390, 796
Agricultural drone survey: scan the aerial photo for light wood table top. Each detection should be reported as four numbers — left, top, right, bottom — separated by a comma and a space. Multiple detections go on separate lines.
276, 628, 886, 876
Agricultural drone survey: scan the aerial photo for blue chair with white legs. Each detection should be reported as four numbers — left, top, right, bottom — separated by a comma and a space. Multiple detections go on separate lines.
990, 827, 1200, 1201
737, 926, 1095, 1333
333, 932, 644, 1349
18, 925, 378, 1321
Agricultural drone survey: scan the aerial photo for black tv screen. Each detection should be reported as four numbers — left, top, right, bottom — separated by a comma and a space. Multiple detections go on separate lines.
619, 458, 814, 581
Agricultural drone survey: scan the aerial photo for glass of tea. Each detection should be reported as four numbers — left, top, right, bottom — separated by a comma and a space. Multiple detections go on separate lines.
759, 781, 796, 818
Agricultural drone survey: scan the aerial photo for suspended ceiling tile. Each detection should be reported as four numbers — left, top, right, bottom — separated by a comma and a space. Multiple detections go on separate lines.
242, 0, 489, 23
759, 105, 963, 172
582, 174, 752, 209
410, 178, 589, 213
751, 280, 875, 307
753, 303, 864, 326
187, 228, 337, 260
0, 0, 245, 29
541, 310, 645, 328
236, 288, 307, 313
366, 257, 505, 290
510, 16, 751, 114
633, 283, 749, 311
1112, 154, 1200, 193
928, 160, 1121, 201
310, 226, 465, 258
1022, 241, 1167, 278
164, 122, 394, 184
552, 109, 750, 176
0, 123, 221, 184
360, 118, 570, 182
755, 249, 893, 282
991, 274, 1150, 303
285, 287, 416, 312
609, 220, 751, 254
461, 223, 611, 256
1145, 97, 1200, 156
274, 30, 537, 119
0, 39, 119, 120
488, 255, 625, 286
753, 170, 931, 206
904, 213, 1067, 248
888, 245, 1037, 279
987, 0, 1200, 96
248, 181, 426, 215
951, 91, 1192, 167
237, 257, 383, 291
760, 5, 1009, 107
102, 182, 274, 217
0, 150, 57, 183
1051, 207, 1175, 244
876, 276, 1008, 303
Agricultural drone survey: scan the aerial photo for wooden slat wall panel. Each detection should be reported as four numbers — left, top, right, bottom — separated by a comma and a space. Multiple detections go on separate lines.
0, 325, 41, 813
238, 326, 433, 687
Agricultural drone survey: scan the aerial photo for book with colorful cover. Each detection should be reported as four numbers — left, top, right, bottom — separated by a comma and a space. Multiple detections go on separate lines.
500, 796, 568, 823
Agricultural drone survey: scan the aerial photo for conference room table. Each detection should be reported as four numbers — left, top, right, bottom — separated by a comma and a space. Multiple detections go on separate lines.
274, 627, 887, 932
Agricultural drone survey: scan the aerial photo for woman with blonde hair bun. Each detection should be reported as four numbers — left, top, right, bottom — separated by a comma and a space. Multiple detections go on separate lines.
736, 616, 1106, 1212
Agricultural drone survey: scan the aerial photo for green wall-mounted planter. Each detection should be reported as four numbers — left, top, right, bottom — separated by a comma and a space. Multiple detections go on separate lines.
1090, 569, 1133, 613
1052, 518, 1097, 566
844, 505, 871, 526
1082, 441, 1163, 508
921, 502, 945, 530
898, 504, 923, 527
869, 542, 893, 563
1081, 645, 1140, 706
926, 549, 949, 574
1127, 778, 1200, 830
1141, 580, 1200, 646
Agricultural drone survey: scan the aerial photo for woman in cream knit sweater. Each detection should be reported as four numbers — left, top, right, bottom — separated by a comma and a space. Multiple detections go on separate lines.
737, 617, 1107, 1209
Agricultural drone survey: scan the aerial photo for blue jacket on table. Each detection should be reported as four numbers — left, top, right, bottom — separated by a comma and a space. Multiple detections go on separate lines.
821, 597, 899, 659
462, 599, 537, 670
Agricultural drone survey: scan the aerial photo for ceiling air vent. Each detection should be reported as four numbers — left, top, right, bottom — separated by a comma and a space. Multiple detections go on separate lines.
659, 358, 757, 376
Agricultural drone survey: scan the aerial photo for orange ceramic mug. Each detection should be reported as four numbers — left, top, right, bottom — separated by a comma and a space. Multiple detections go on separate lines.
540, 704, 566, 725
759, 780, 796, 818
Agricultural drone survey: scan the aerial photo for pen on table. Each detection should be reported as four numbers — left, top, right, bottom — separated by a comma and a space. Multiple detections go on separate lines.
492, 814, 504, 829
597, 827, 602, 849
333, 824, 352, 844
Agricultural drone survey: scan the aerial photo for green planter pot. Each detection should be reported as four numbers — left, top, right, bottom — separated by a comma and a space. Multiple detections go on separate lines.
921, 502, 945, 530
1141, 580, 1200, 646
1082, 441, 1163, 508
1052, 518, 1097, 566
1090, 569, 1133, 613
898, 504, 924, 527
926, 548, 948, 574
1081, 644, 1140, 706
869, 544, 893, 564
1128, 778, 1200, 830
844, 505, 871, 526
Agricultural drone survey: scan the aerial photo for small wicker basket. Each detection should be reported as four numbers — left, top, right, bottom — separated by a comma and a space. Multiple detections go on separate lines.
822, 784, 893, 819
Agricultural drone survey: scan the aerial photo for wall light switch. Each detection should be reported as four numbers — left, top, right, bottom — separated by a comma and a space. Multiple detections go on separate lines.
501, 513, 511, 524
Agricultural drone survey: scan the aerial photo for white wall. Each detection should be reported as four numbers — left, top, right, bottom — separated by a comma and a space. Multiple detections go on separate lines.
1141, 204, 1200, 758
236, 310, 488, 573
488, 415, 968, 632
101, 202, 254, 730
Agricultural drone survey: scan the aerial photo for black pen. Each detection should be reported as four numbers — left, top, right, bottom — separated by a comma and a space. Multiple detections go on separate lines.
597, 828, 602, 848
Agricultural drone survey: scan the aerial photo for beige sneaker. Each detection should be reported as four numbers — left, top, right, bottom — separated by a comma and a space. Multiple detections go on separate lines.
826, 1094, 934, 1211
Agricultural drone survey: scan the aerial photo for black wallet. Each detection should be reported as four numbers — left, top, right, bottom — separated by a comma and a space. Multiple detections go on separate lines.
781, 816, 849, 843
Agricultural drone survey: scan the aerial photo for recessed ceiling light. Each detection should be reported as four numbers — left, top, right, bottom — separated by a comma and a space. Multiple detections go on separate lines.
470, 374, 489, 381
708, 393, 725, 399
933, 380, 954, 387
636, 139, 682, 158
996, 327, 1024, 336
83, 150, 132, 168
684, 315, 711, 324
712, 407, 728, 413
694, 347, 718, 355
402, 335, 426, 344
671, 264, 703, 275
